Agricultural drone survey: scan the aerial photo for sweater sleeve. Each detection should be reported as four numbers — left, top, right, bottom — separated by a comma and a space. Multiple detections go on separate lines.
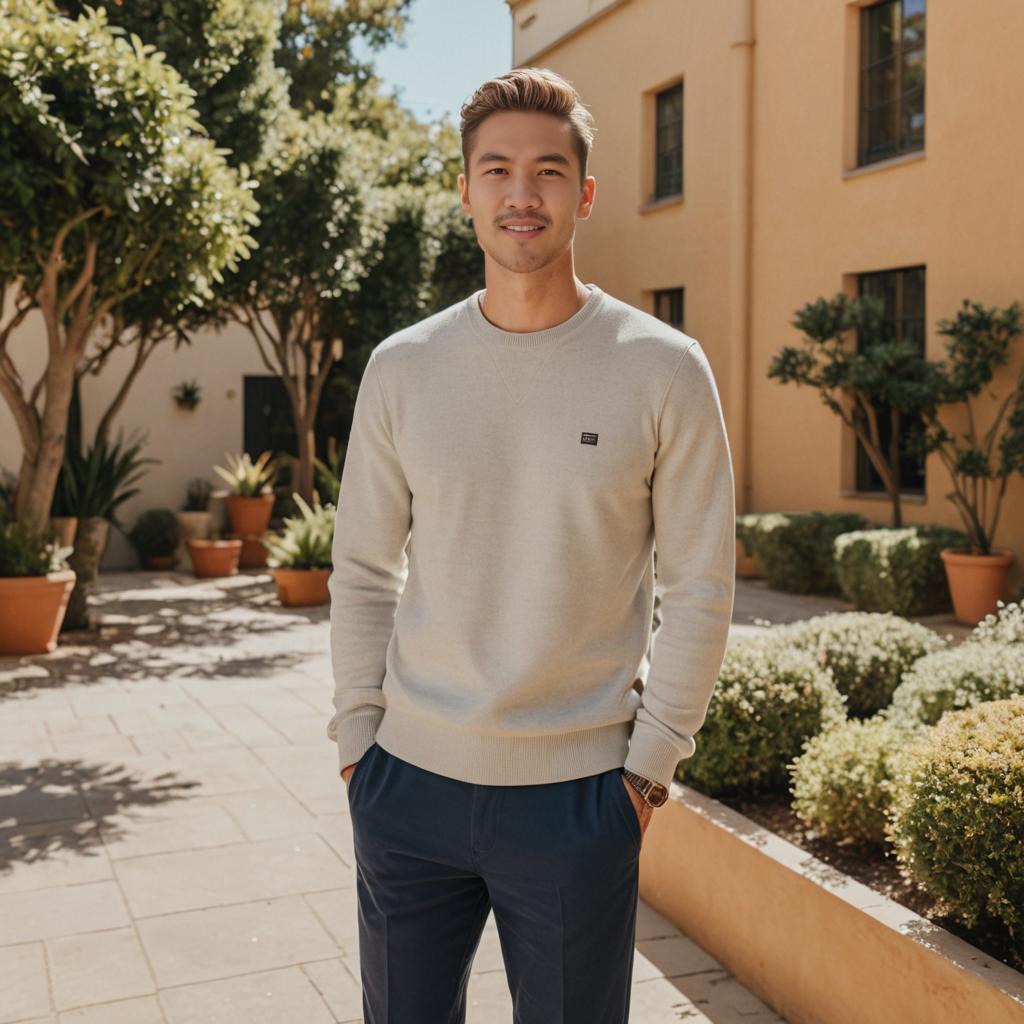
624, 340, 736, 790
326, 349, 411, 774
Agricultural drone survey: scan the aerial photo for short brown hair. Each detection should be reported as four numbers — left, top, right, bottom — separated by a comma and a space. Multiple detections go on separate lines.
459, 67, 596, 187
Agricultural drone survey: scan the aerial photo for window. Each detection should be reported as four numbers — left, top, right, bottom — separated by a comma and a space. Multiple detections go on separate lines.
854, 267, 926, 494
654, 82, 683, 198
654, 288, 684, 331
858, 0, 925, 166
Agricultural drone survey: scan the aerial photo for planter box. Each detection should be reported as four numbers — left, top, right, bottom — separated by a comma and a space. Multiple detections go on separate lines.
639, 782, 1024, 1024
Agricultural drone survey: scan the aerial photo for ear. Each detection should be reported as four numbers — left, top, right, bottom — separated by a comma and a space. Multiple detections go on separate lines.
458, 173, 470, 213
577, 175, 596, 219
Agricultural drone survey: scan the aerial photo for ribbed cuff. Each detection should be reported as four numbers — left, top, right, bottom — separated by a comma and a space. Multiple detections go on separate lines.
624, 722, 687, 791
332, 709, 385, 776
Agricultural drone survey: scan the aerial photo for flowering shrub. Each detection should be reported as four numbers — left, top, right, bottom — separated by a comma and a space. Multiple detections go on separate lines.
833, 525, 970, 615
882, 641, 1024, 730
677, 633, 846, 797
767, 611, 948, 718
788, 715, 920, 846
886, 697, 1024, 953
969, 599, 1024, 646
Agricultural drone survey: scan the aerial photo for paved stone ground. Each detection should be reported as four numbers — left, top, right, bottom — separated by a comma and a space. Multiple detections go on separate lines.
0, 570, 968, 1023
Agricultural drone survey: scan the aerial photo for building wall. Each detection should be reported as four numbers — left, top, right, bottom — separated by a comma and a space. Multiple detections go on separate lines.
0, 309, 271, 569
509, 0, 1024, 593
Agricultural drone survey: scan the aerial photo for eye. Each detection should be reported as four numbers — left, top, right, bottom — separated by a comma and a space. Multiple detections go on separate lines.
540, 169, 561, 176
485, 168, 506, 175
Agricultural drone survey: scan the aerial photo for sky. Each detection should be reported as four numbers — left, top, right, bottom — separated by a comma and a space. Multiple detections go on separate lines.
353, 0, 513, 126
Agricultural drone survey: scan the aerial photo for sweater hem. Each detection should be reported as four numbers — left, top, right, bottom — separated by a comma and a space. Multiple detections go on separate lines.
373, 706, 633, 786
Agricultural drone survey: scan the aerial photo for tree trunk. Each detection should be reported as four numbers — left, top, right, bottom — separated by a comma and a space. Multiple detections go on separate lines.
62, 516, 108, 631
296, 417, 317, 505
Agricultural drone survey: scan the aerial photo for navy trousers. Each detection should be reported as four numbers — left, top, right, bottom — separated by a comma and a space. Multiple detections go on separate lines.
346, 740, 643, 1023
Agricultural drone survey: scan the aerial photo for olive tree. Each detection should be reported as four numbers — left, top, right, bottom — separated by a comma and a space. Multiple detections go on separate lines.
0, 0, 258, 529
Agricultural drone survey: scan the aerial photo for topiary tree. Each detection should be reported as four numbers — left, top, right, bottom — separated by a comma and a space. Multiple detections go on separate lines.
915, 298, 1024, 555
0, 0, 258, 530
768, 292, 940, 529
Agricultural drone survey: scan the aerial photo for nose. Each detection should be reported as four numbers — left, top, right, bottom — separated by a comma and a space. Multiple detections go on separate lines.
503, 175, 541, 210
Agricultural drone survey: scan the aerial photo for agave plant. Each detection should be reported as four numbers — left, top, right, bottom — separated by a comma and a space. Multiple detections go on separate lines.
213, 451, 279, 497
56, 433, 157, 528
265, 494, 335, 570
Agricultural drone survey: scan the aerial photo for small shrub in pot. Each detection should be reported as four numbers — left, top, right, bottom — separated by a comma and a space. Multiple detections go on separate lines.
128, 508, 181, 568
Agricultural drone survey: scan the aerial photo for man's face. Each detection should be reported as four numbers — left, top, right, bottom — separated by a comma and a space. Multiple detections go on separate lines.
458, 110, 596, 275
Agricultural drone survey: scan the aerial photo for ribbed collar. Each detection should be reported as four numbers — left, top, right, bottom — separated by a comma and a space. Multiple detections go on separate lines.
464, 283, 605, 349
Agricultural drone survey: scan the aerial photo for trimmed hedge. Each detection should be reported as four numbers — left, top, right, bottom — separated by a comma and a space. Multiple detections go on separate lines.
769, 611, 948, 718
677, 633, 846, 797
886, 697, 1024, 954
833, 524, 971, 616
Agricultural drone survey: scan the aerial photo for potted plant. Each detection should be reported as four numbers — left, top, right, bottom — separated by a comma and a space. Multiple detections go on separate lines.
59, 432, 156, 630
917, 298, 1024, 624
0, 522, 75, 655
265, 494, 334, 607
214, 450, 278, 534
185, 533, 243, 578
128, 508, 181, 570
176, 477, 213, 560
171, 379, 202, 410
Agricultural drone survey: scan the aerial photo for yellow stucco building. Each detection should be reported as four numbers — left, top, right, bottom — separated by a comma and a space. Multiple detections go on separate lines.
507, 0, 1024, 597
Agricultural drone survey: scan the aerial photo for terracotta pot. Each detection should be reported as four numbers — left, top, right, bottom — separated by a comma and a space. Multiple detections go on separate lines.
940, 547, 1016, 625
272, 567, 331, 607
50, 516, 78, 548
176, 510, 211, 564
186, 538, 242, 578
0, 569, 76, 654
145, 554, 178, 571
225, 494, 274, 537
236, 534, 269, 569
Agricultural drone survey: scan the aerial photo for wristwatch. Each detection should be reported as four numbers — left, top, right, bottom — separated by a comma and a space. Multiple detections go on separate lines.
622, 769, 669, 807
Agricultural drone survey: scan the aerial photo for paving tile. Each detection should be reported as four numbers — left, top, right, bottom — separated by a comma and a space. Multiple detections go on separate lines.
57, 995, 164, 1023
0, 881, 130, 945
97, 800, 246, 861
136, 895, 339, 988
0, 819, 110, 894
159, 965, 335, 1023
115, 833, 344, 917
0, 942, 50, 1024
635, 934, 725, 980
300, 958, 363, 1023
46, 927, 155, 1011
217, 788, 322, 844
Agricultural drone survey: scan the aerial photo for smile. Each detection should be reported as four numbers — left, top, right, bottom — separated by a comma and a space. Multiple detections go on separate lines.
501, 225, 545, 236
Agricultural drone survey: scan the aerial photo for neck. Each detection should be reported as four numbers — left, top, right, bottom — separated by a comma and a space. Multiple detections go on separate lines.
478, 254, 589, 333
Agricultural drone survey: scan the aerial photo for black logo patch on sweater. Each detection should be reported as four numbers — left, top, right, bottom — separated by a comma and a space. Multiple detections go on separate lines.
580, 432, 599, 445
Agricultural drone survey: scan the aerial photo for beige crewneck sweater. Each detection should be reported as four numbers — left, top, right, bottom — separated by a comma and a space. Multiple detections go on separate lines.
326, 283, 736, 790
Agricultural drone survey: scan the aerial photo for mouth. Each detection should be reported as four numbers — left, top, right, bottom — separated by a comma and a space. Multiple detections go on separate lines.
500, 223, 546, 238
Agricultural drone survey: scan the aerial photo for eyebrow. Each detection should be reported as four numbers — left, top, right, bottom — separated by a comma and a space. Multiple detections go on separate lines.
475, 151, 573, 169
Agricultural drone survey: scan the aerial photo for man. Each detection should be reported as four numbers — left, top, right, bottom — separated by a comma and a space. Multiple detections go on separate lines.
327, 66, 735, 1023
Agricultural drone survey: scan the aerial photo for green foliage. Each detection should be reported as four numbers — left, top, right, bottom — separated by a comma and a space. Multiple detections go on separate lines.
277, 0, 412, 116
752, 511, 870, 596
265, 493, 334, 570
171, 380, 202, 409
183, 477, 213, 512
0, 0, 259, 312
313, 439, 344, 506
882, 641, 1024, 731
127, 507, 180, 558
833, 524, 971, 615
886, 698, 1024, 957
213, 450, 278, 496
915, 299, 1024, 554
789, 715, 918, 847
0, 521, 71, 576
56, 433, 156, 527
769, 611, 948, 719
676, 633, 847, 797
768, 292, 940, 527
56, 0, 289, 170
